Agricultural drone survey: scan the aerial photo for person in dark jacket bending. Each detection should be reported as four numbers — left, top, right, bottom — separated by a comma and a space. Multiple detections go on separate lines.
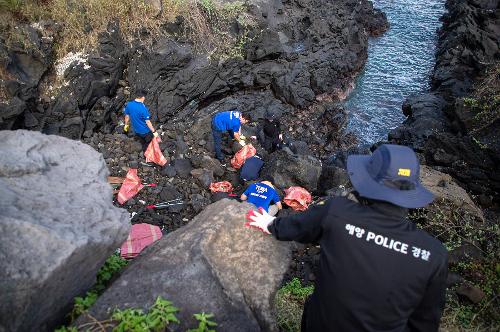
258, 112, 283, 153
246, 144, 448, 332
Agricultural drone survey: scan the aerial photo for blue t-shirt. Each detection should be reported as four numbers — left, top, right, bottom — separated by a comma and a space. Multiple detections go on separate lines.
124, 101, 151, 135
243, 182, 280, 212
213, 110, 241, 133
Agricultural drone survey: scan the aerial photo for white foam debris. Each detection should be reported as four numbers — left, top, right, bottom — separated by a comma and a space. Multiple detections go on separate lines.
30, 22, 43, 31
55, 52, 89, 77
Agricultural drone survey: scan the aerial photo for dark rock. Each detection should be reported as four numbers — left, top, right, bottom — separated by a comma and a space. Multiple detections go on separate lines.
456, 284, 486, 304
159, 184, 182, 201
46, 21, 126, 139
289, 141, 312, 156
78, 200, 291, 331
173, 158, 193, 178
446, 272, 464, 288
190, 194, 211, 213
0, 130, 129, 332
190, 168, 214, 188
191, 155, 224, 177
175, 137, 189, 155
161, 165, 177, 177
262, 150, 322, 191
448, 243, 484, 265
318, 165, 350, 194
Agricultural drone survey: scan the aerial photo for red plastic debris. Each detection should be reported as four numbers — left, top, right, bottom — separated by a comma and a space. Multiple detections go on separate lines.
209, 181, 233, 193
231, 144, 256, 169
120, 223, 163, 259
284, 186, 312, 211
144, 137, 168, 166
117, 169, 144, 205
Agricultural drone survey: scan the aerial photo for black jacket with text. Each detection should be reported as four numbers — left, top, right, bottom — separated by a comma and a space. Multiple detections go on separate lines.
268, 196, 448, 332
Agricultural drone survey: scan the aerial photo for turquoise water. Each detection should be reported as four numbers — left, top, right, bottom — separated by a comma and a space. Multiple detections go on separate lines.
344, 0, 446, 145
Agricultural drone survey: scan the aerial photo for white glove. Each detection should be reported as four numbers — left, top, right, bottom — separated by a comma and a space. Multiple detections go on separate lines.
239, 140, 246, 146
245, 208, 275, 234
153, 131, 159, 138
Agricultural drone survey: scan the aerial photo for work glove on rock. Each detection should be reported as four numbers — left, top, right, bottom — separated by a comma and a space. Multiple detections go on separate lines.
240, 135, 246, 141
245, 207, 275, 234
124, 124, 129, 133
153, 131, 159, 138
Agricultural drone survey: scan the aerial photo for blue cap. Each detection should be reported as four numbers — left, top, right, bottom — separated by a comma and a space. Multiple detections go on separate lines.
347, 144, 434, 208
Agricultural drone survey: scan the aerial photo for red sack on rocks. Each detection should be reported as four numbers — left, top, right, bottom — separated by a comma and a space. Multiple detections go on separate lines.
144, 137, 168, 166
120, 223, 162, 259
284, 186, 312, 211
117, 168, 144, 205
231, 144, 256, 169
209, 181, 233, 193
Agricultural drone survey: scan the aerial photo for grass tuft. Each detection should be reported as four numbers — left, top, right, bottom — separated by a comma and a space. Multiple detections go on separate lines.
1, 0, 254, 60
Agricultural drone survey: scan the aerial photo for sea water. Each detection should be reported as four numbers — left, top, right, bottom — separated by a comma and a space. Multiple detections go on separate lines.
344, 0, 446, 145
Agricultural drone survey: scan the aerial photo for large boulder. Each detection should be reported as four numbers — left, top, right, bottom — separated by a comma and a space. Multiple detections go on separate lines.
78, 199, 292, 331
0, 130, 129, 332
262, 150, 322, 192
419, 165, 484, 223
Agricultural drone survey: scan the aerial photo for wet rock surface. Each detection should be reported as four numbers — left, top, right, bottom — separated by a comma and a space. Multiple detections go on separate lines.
389, 0, 500, 201
78, 199, 292, 331
0, 130, 129, 332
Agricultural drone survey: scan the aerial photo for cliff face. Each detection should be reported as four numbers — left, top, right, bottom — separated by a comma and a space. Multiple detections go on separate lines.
390, 0, 500, 205
0, 0, 387, 139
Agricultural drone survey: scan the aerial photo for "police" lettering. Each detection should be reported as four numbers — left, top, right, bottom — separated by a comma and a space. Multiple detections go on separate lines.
366, 231, 408, 254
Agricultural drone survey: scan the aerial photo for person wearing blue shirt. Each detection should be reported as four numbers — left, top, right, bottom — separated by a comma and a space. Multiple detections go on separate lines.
123, 90, 158, 151
211, 110, 249, 162
241, 179, 282, 216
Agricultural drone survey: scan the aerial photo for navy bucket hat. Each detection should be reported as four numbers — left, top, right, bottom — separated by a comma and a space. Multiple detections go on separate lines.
347, 144, 434, 208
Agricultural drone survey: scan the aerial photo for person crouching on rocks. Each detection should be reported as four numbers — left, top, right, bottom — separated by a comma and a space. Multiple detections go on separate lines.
259, 111, 283, 154
241, 177, 282, 216
123, 89, 159, 152
246, 144, 448, 332
211, 109, 249, 163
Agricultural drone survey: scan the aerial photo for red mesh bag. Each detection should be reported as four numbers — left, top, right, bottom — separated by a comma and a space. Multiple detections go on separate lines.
209, 181, 233, 193
117, 168, 144, 205
120, 223, 162, 259
144, 137, 168, 166
231, 144, 256, 169
284, 186, 312, 211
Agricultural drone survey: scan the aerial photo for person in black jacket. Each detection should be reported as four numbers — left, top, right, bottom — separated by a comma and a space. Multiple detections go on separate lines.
246, 144, 448, 332
258, 112, 283, 153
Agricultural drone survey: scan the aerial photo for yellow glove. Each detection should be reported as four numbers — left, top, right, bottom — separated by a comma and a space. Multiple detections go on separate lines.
153, 131, 159, 138
124, 124, 129, 133
240, 135, 246, 141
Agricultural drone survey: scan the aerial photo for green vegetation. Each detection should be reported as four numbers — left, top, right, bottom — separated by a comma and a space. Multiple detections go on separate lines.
187, 313, 217, 332
0, 0, 254, 59
274, 278, 314, 332
462, 64, 500, 137
58, 295, 219, 332
409, 205, 499, 331
112, 297, 180, 332
69, 254, 128, 321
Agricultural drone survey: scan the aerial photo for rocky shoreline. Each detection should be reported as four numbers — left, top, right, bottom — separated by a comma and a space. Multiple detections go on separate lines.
1, 0, 499, 330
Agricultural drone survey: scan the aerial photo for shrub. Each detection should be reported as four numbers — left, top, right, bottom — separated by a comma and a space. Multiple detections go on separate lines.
274, 278, 314, 332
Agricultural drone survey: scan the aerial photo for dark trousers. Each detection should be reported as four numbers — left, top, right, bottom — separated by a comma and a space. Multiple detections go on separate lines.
263, 134, 280, 154
135, 131, 154, 152
212, 126, 224, 161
